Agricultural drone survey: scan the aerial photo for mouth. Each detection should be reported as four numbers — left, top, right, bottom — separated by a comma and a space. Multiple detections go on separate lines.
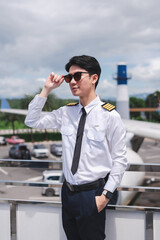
71, 86, 79, 90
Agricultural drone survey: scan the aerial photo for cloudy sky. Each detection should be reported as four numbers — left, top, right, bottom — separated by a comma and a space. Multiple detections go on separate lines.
0, 0, 160, 100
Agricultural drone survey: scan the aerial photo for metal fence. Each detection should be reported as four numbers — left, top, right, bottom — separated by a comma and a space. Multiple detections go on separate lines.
0, 159, 160, 240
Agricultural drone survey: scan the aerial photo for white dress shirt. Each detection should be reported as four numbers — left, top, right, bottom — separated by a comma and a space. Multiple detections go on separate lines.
25, 95, 128, 192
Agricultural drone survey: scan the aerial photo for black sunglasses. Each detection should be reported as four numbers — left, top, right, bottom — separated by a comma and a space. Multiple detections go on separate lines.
63, 72, 89, 83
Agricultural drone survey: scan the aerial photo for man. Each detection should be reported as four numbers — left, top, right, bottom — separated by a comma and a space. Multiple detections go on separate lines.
25, 55, 128, 240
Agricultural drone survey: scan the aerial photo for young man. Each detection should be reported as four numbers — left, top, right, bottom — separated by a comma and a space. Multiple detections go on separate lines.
25, 55, 128, 240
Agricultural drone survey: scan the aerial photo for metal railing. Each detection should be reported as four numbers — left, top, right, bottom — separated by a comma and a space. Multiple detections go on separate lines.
0, 159, 160, 240
0, 161, 160, 193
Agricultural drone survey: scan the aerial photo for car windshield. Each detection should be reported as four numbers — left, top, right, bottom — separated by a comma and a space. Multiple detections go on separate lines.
56, 145, 62, 149
47, 176, 60, 181
19, 146, 27, 150
34, 145, 46, 149
13, 136, 19, 139
52, 144, 62, 148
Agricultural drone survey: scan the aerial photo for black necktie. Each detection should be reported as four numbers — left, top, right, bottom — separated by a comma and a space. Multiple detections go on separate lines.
71, 107, 87, 175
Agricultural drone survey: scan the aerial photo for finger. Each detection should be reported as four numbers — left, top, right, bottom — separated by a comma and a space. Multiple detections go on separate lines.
49, 72, 55, 81
54, 74, 59, 82
55, 75, 63, 83
59, 76, 64, 84
50, 72, 54, 77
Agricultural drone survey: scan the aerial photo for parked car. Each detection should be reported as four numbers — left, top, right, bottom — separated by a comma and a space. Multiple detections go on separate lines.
6, 135, 25, 144
0, 136, 7, 145
9, 144, 31, 159
41, 170, 63, 196
31, 144, 49, 158
50, 143, 62, 156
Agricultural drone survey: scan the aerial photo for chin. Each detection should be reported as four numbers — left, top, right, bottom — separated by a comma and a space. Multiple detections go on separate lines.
72, 93, 80, 96
71, 90, 80, 96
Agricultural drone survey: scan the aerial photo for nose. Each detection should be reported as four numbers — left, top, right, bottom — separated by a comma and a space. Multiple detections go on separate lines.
69, 77, 77, 84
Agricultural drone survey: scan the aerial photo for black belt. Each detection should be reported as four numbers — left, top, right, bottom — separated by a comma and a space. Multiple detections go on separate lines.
65, 178, 106, 192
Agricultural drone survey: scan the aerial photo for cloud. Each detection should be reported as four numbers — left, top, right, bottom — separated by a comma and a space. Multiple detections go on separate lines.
128, 58, 160, 95
96, 79, 116, 100
0, 0, 160, 98
131, 58, 160, 80
0, 76, 43, 98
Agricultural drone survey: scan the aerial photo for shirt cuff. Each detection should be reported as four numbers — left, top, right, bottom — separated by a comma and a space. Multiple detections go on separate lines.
104, 178, 117, 193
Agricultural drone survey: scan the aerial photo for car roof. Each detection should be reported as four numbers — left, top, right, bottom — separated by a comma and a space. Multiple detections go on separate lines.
43, 170, 62, 176
33, 144, 45, 147
10, 144, 27, 149
15, 143, 27, 146
51, 143, 62, 145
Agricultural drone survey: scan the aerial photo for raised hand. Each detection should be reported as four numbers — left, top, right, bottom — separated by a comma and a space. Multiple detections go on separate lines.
40, 72, 64, 97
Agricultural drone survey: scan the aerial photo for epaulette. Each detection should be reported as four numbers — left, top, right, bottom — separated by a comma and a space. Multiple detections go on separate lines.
66, 102, 79, 106
101, 102, 115, 111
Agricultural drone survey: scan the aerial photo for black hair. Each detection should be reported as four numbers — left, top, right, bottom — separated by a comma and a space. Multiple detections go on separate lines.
65, 55, 101, 88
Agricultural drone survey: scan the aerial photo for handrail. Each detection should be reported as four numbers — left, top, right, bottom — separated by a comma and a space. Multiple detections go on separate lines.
0, 179, 62, 187
1, 159, 160, 171
1, 197, 160, 211
0, 158, 62, 168
0, 159, 160, 192
0, 180, 160, 193
127, 163, 160, 172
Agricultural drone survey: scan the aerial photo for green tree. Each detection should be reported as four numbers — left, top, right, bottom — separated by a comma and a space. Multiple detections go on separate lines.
145, 91, 160, 122
129, 97, 145, 119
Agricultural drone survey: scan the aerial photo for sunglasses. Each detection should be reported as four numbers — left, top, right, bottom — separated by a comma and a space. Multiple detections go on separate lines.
63, 72, 89, 83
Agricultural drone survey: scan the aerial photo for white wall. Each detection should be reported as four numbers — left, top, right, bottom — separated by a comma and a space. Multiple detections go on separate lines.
0, 203, 10, 240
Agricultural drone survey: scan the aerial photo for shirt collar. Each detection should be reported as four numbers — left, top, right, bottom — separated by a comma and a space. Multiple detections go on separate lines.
83, 96, 102, 114
75, 96, 101, 117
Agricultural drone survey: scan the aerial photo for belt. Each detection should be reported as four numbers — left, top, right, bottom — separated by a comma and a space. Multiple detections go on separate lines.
64, 178, 105, 192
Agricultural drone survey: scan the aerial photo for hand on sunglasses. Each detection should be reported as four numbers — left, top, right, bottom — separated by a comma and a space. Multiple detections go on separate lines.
40, 72, 64, 98
45, 72, 64, 90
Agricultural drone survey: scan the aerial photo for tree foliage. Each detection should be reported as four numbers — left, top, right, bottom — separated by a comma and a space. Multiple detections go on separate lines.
145, 91, 160, 122
129, 91, 160, 122
129, 97, 145, 119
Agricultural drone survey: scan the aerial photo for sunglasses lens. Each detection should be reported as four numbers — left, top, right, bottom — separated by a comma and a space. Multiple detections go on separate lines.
74, 72, 81, 81
64, 72, 85, 83
64, 74, 71, 83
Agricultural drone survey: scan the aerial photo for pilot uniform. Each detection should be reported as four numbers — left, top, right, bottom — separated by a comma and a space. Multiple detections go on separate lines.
25, 94, 128, 240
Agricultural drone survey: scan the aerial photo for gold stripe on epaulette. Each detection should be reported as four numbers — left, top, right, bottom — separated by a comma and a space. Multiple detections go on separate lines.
102, 103, 115, 111
66, 102, 78, 106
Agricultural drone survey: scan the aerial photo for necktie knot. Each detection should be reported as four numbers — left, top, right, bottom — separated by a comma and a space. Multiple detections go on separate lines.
82, 107, 86, 115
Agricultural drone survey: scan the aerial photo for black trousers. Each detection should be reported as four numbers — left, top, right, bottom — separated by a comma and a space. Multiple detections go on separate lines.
61, 183, 106, 240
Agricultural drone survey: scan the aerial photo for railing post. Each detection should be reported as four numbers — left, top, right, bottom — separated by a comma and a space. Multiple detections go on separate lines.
10, 201, 17, 240
145, 211, 153, 240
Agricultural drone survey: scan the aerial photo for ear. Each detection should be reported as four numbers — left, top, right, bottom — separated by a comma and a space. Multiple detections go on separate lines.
91, 74, 98, 85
